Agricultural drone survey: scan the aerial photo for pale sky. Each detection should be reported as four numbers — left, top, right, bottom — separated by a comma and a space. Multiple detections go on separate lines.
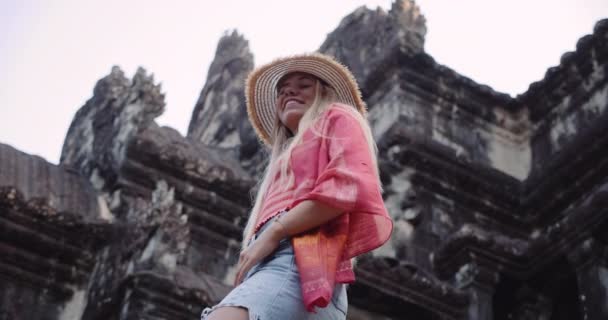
1, 0, 607, 164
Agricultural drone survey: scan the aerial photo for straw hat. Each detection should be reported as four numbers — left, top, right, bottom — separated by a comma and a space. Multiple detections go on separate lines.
245, 53, 366, 146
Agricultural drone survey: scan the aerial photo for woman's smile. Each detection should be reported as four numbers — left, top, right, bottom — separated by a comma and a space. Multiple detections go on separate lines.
284, 98, 305, 110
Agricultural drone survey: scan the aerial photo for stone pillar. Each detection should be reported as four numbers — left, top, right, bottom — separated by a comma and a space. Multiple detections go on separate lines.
510, 287, 552, 320
568, 238, 608, 320
454, 261, 500, 320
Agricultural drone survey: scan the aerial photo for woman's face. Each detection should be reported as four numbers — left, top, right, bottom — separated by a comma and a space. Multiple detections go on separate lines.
275, 72, 318, 135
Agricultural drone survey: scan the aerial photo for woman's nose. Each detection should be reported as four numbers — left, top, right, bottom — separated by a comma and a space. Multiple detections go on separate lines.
285, 86, 297, 95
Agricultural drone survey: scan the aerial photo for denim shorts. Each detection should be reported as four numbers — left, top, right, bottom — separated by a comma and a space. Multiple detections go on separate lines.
201, 214, 348, 320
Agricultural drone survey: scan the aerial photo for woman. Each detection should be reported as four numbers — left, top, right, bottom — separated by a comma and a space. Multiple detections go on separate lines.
202, 53, 393, 320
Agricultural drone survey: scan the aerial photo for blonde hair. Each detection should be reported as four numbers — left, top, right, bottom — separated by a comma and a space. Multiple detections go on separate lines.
241, 78, 381, 248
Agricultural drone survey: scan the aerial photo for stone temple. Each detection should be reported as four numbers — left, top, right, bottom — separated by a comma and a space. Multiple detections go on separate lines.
1, 1, 607, 319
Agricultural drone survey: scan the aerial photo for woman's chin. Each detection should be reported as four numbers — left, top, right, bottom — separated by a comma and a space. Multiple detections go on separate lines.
282, 112, 304, 126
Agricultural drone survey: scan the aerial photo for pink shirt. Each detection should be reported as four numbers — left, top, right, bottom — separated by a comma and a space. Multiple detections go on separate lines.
254, 103, 393, 311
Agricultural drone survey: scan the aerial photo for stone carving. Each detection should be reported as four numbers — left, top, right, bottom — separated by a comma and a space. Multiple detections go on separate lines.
60, 66, 165, 193
320, 0, 427, 93
0, 144, 111, 320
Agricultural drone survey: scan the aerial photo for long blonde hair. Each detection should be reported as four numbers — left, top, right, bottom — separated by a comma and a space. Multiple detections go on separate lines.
241, 78, 381, 248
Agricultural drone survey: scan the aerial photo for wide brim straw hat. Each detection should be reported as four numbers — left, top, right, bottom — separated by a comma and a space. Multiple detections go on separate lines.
245, 53, 366, 146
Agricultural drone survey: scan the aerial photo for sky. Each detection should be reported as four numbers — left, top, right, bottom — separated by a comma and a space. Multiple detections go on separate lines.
1, 0, 607, 164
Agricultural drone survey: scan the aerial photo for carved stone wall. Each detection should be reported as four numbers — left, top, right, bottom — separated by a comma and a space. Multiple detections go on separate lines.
1, 1, 607, 319
0, 144, 110, 320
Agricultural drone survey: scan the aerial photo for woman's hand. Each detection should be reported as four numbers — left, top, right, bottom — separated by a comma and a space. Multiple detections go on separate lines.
234, 223, 285, 286
233, 201, 343, 286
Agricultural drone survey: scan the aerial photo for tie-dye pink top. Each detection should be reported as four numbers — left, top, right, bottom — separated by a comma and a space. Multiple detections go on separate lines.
254, 103, 393, 312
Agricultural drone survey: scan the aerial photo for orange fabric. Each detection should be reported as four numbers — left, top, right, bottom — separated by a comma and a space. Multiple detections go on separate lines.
254, 103, 393, 312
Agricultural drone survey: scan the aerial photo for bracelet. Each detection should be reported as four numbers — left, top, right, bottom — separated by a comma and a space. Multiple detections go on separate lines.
273, 216, 289, 238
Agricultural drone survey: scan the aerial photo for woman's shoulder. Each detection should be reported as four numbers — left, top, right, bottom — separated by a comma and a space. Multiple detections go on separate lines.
304, 103, 365, 139
321, 103, 362, 123
306, 103, 368, 140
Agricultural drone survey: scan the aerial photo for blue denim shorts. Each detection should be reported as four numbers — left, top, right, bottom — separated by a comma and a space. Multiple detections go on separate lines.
201, 214, 348, 320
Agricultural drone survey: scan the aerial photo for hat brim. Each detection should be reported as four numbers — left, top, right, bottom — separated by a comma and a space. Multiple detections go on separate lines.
246, 53, 366, 146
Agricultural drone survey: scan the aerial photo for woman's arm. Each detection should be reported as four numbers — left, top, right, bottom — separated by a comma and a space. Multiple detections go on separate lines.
267, 200, 342, 239
233, 200, 342, 285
